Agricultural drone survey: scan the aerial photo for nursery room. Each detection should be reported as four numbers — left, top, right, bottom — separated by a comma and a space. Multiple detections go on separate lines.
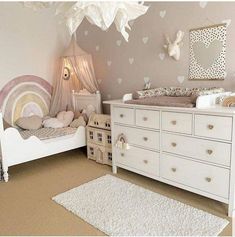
1, 0, 235, 236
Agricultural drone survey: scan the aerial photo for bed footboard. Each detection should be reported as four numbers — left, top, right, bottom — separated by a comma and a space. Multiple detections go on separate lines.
0, 112, 86, 182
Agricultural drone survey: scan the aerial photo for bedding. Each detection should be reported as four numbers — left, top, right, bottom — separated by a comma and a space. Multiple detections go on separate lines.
57, 111, 74, 127
70, 116, 86, 128
125, 96, 195, 108
19, 127, 77, 140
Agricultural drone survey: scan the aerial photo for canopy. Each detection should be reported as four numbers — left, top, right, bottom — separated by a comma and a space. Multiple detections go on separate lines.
49, 36, 99, 116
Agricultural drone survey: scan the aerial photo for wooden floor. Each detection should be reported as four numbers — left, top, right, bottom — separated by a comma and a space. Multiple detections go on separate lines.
0, 148, 232, 236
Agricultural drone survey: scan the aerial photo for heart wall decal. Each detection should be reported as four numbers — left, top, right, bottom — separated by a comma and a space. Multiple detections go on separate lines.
117, 78, 123, 84
177, 76, 185, 84
159, 10, 166, 18
192, 40, 223, 69
107, 60, 112, 66
129, 58, 134, 64
159, 53, 165, 61
199, 1, 208, 8
142, 37, 149, 44
116, 40, 122, 46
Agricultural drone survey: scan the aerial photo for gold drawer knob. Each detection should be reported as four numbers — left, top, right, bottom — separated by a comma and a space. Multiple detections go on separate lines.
171, 142, 177, 147
171, 120, 177, 125
171, 167, 177, 172
143, 137, 148, 141
120, 153, 124, 157
143, 117, 148, 121
120, 114, 124, 118
143, 159, 148, 164
207, 149, 213, 155
205, 177, 212, 182
207, 124, 214, 130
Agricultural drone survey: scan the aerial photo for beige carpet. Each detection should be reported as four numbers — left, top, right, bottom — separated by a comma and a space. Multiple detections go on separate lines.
0, 148, 232, 236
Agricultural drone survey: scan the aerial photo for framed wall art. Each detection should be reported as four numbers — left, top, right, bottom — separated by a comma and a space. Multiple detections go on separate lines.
189, 23, 227, 80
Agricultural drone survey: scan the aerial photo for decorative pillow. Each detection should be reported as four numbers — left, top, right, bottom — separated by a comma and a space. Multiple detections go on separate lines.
70, 116, 86, 128
16, 115, 42, 130
43, 118, 64, 128
57, 111, 74, 127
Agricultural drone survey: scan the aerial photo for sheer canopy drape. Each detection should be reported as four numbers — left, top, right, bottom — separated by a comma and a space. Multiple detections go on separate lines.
49, 36, 99, 116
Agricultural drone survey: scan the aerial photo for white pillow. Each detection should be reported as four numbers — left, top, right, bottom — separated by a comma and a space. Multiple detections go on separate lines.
43, 118, 64, 128
57, 111, 74, 127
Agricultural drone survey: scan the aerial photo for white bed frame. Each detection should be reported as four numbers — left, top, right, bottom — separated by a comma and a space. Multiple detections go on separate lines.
0, 91, 102, 182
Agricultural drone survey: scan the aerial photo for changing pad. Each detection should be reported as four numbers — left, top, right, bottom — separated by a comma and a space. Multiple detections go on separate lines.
19, 127, 78, 140
125, 96, 195, 108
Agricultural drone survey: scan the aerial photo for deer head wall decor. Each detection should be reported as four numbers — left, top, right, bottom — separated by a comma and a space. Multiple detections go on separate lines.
164, 30, 184, 61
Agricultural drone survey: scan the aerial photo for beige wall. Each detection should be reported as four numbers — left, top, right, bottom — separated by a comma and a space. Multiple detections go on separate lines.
0, 2, 69, 88
75, 1, 235, 112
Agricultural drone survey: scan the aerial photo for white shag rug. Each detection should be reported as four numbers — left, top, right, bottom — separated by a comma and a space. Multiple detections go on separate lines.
52, 175, 229, 236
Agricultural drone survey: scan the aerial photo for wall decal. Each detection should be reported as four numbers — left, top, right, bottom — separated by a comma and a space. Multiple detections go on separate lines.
144, 77, 150, 84
84, 30, 89, 36
199, 1, 208, 8
129, 58, 134, 64
159, 52, 165, 61
0, 75, 52, 126
159, 10, 166, 18
177, 75, 185, 84
107, 94, 112, 99
164, 30, 184, 61
116, 40, 122, 46
189, 24, 227, 80
117, 78, 123, 84
98, 79, 102, 84
222, 19, 231, 27
95, 45, 100, 51
107, 60, 112, 66
142, 36, 149, 44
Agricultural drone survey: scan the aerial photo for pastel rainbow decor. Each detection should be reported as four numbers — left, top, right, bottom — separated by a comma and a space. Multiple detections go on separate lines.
0, 75, 52, 126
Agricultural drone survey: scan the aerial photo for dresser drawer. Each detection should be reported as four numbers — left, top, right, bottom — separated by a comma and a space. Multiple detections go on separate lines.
113, 107, 134, 125
161, 154, 230, 198
135, 109, 160, 129
113, 125, 160, 150
162, 133, 231, 167
114, 147, 159, 176
162, 112, 192, 134
195, 114, 232, 141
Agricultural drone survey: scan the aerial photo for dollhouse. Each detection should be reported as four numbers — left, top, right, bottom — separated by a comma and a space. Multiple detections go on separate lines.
87, 113, 112, 165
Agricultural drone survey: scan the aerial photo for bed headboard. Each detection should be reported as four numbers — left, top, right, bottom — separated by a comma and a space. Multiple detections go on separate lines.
0, 75, 52, 126
72, 91, 102, 114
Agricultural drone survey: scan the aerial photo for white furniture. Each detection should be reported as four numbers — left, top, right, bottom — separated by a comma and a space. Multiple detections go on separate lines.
104, 99, 235, 217
1, 92, 102, 182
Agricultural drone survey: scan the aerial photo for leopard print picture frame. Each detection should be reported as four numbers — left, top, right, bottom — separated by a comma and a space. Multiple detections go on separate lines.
189, 23, 227, 80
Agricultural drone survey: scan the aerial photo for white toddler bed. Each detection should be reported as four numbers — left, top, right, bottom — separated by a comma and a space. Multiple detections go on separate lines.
0, 91, 101, 182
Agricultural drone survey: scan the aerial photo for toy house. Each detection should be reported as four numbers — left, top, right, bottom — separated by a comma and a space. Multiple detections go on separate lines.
87, 113, 112, 166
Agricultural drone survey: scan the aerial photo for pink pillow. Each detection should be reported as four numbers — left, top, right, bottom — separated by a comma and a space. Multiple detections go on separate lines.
57, 111, 74, 127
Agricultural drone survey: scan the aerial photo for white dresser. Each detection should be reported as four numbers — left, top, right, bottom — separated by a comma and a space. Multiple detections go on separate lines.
104, 100, 235, 217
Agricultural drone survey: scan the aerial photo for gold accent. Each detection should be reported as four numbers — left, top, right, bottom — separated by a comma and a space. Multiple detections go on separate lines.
171, 142, 177, 147
205, 177, 212, 182
189, 23, 226, 32
171, 120, 177, 125
207, 149, 213, 155
207, 124, 214, 130
143, 117, 148, 121
171, 168, 177, 172
120, 114, 124, 118
120, 153, 124, 157
143, 160, 148, 164
143, 137, 148, 141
